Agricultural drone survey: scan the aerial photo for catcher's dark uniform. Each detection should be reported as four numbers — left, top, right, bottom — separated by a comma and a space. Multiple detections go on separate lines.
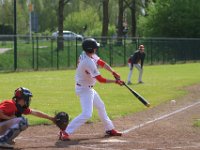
127, 48, 146, 84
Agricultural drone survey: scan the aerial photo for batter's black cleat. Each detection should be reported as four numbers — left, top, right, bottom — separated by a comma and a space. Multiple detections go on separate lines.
106, 129, 122, 136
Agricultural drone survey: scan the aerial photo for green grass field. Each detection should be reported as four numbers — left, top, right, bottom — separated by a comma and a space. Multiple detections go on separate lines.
0, 63, 200, 125
194, 119, 200, 127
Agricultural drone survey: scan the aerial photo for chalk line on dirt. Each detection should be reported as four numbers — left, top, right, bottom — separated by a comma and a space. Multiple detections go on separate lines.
154, 144, 200, 150
122, 100, 200, 134
79, 145, 116, 150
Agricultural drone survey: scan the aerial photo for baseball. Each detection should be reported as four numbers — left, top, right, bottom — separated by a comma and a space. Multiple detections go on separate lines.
170, 100, 176, 104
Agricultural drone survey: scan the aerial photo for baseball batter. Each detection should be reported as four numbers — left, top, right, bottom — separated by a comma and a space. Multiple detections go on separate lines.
127, 44, 146, 85
60, 38, 124, 140
0, 87, 54, 149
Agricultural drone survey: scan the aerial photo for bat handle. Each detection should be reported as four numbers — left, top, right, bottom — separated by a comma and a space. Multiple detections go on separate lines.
123, 82, 128, 87
114, 76, 120, 81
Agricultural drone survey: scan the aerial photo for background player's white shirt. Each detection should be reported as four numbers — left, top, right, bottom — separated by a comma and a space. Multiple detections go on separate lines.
75, 52, 100, 86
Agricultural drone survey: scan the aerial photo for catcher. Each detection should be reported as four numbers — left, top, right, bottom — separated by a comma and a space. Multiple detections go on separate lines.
0, 87, 54, 149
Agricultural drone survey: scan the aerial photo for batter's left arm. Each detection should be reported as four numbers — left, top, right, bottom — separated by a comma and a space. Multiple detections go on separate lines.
97, 59, 120, 79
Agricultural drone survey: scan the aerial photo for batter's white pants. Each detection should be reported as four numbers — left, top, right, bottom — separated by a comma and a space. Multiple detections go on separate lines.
65, 86, 114, 134
127, 63, 143, 83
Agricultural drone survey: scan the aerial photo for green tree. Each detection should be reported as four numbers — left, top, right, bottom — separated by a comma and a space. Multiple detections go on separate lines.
0, 0, 15, 29
34, 0, 58, 32
117, 0, 124, 39
102, 0, 109, 44
64, 7, 101, 36
57, 0, 71, 50
138, 0, 200, 37
17, 0, 29, 34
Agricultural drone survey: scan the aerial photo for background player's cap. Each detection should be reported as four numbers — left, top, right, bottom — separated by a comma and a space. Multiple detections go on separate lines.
82, 38, 100, 53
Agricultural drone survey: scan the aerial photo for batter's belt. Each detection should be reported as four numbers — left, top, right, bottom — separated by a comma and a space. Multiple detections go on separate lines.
76, 83, 93, 88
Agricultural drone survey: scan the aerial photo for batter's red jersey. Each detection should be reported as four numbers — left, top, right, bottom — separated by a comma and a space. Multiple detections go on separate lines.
0, 99, 31, 121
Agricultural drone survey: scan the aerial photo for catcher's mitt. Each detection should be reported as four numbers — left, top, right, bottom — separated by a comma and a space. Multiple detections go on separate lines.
54, 112, 69, 130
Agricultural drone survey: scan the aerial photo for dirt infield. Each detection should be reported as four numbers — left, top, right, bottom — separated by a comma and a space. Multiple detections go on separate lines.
14, 84, 200, 150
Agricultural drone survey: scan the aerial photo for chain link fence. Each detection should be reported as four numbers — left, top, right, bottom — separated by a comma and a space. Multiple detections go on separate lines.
0, 35, 200, 71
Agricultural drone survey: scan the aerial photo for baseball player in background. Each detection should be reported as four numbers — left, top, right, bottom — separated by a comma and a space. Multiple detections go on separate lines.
59, 38, 124, 140
0, 87, 54, 149
127, 44, 146, 85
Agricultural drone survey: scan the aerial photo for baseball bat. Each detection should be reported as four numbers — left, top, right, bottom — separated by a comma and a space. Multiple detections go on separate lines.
123, 83, 150, 107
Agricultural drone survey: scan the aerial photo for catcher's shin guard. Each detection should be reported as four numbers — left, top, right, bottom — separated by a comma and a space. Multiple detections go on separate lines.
0, 142, 13, 149
18, 117, 28, 131
0, 117, 28, 143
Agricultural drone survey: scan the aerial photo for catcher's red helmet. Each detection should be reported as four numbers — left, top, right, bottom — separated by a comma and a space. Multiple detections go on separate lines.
14, 87, 33, 108
82, 38, 100, 53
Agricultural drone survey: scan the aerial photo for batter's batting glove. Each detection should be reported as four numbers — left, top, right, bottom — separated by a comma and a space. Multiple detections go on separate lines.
115, 79, 124, 86
112, 71, 120, 80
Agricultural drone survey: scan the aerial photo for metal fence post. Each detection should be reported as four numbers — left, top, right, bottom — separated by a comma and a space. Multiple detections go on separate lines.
75, 37, 78, 67
124, 36, 126, 66
109, 37, 112, 66
57, 44, 59, 70
14, 0, 17, 71
36, 36, 39, 70
67, 40, 70, 67
32, 36, 35, 69
51, 39, 54, 68
150, 39, 153, 65
162, 40, 165, 64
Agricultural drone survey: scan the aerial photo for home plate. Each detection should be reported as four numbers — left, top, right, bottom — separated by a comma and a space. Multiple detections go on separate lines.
101, 139, 127, 143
